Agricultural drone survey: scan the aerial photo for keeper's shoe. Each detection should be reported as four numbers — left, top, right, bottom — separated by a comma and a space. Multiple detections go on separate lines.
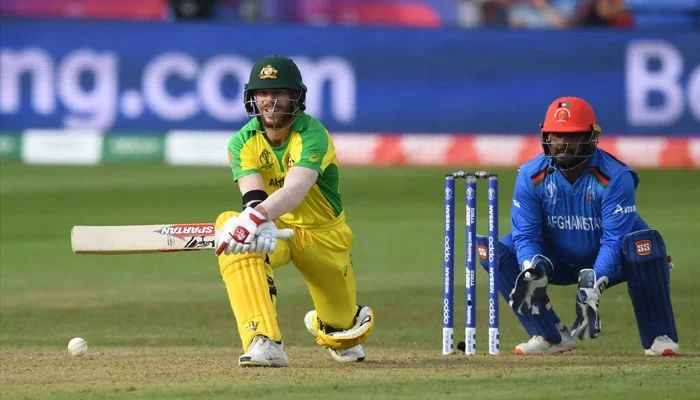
644, 335, 679, 356
515, 326, 575, 355
238, 335, 288, 367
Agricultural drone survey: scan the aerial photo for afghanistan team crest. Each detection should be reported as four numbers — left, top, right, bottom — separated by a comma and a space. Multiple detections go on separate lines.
554, 101, 571, 122
259, 65, 278, 80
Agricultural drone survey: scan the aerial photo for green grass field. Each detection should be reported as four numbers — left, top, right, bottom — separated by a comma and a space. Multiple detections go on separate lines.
1, 163, 699, 399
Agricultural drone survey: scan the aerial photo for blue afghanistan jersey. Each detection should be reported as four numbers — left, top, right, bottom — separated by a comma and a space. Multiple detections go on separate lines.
511, 149, 649, 278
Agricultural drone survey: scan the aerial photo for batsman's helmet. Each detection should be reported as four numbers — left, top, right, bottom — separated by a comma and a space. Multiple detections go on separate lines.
244, 55, 307, 116
540, 96, 601, 160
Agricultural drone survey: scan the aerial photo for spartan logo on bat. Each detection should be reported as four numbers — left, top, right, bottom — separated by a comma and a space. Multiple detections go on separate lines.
158, 224, 214, 240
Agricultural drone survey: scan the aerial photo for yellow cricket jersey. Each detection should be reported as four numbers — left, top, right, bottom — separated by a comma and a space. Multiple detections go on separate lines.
228, 113, 344, 229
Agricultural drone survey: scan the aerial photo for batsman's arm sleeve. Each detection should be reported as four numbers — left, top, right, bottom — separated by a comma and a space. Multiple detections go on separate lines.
258, 166, 319, 220
511, 168, 545, 268
593, 171, 639, 278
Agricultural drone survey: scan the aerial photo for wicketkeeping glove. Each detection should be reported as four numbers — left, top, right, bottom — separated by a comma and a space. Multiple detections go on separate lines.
570, 269, 608, 340
509, 254, 554, 315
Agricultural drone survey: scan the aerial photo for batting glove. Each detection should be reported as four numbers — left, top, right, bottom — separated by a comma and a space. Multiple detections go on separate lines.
215, 208, 267, 256
216, 216, 248, 255
571, 269, 608, 340
247, 222, 279, 254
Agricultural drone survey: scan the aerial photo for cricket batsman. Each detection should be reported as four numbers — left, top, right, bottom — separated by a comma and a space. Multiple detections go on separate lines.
477, 96, 679, 355
214, 55, 374, 367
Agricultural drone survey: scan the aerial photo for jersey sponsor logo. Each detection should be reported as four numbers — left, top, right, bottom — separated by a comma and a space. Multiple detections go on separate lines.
258, 65, 278, 80
259, 149, 274, 170
635, 240, 652, 256
613, 204, 637, 215
546, 215, 602, 231
269, 177, 284, 187
158, 224, 214, 239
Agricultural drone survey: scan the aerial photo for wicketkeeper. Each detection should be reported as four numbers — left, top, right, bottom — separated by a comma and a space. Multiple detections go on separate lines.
214, 55, 374, 367
477, 96, 678, 355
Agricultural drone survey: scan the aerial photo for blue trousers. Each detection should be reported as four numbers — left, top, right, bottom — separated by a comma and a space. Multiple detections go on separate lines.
476, 233, 625, 343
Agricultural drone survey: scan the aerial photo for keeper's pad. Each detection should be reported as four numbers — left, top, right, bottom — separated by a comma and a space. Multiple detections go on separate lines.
216, 211, 282, 352
476, 235, 562, 343
622, 229, 678, 349
306, 306, 374, 350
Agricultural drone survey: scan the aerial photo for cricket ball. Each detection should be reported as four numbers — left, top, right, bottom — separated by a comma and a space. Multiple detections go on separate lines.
67, 337, 88, 357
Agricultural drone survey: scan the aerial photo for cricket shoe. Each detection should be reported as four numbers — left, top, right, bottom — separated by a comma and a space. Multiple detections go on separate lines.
304, 310, 367, 363
644, 335, 679, 356
515, 326, 575, 355
328, 344, 366, 363
238, 335, 288, 367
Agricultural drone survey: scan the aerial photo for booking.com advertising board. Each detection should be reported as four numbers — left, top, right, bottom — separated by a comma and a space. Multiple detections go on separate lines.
2, 19, 699, 136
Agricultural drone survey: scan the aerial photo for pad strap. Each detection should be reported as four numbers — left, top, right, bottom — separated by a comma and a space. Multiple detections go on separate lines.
310, 306, 375, 349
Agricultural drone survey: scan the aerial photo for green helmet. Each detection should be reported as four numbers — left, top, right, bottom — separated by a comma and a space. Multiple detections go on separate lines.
244, 55, 307, 116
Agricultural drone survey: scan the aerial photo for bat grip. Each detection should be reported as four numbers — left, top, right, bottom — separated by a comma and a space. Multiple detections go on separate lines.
274, 229, 294, 239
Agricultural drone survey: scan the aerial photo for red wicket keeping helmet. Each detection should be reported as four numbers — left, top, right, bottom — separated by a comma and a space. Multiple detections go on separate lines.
540, 96, 600, 134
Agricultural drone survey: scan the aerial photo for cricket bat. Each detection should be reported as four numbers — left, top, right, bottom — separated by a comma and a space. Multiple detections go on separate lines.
71, 223, 293, 254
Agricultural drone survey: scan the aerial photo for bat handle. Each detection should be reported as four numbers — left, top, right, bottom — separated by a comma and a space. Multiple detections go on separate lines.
274, 228, 294, 239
